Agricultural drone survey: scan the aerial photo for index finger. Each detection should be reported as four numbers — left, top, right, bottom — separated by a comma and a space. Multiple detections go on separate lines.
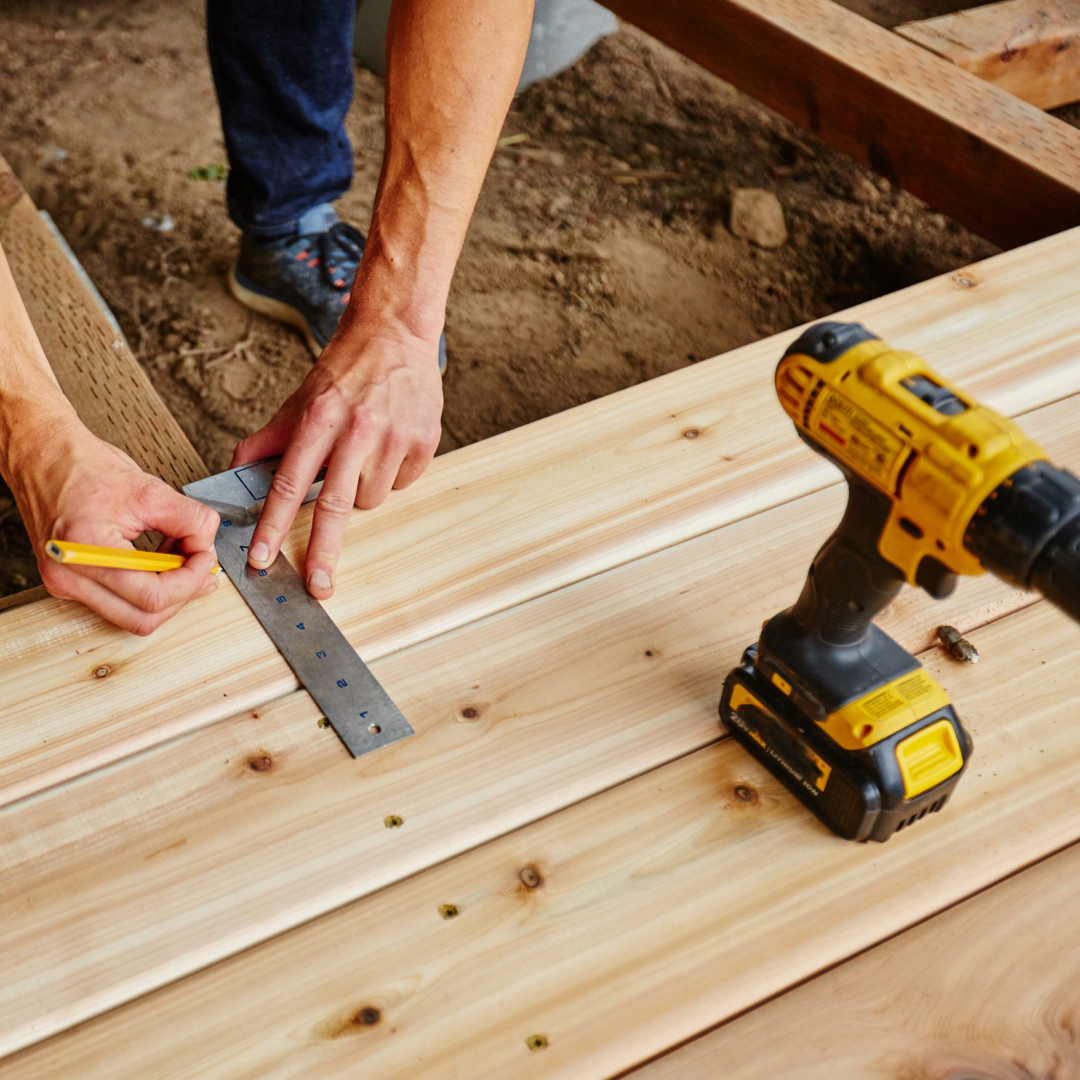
247, 426, 333, 569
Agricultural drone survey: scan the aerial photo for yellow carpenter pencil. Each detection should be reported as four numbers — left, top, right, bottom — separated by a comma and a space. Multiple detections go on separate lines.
45, 540, 220, 574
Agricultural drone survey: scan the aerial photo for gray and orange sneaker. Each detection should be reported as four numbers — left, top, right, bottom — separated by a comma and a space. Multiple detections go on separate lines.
228, 203, 447, 373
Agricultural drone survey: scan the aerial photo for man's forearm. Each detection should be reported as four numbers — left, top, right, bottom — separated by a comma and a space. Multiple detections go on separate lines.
344, 0, 534, 343
0, 243, 78, 484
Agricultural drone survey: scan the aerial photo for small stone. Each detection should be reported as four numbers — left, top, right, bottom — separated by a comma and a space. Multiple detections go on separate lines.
875, 176, 891, 193
546, 193, 573, 217
928, 213, 947, 229
729, 188, 787, 249
851, 176, 880, 204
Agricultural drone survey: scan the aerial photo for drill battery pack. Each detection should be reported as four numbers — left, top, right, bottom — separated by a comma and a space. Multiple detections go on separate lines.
720, 646, 972, 842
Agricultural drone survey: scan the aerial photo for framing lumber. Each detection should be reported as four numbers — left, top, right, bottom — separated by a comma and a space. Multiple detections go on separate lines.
3, 228, 1080, 810
0, 392, 1071, 1059
599, 0, 1080, 248
5, 598, 1078, 1078
630, 840, 1080, 1079
0, 152, 205, 491
897, 0, 1080, 111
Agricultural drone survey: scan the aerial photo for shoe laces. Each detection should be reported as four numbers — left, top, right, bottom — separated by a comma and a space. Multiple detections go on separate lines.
313, 221, 366, 290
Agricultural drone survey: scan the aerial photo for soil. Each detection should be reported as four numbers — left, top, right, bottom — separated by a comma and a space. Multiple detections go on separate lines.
0, 0, 1003, 598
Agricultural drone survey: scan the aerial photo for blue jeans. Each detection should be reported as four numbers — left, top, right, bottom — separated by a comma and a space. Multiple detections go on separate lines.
206, 0, 357, 238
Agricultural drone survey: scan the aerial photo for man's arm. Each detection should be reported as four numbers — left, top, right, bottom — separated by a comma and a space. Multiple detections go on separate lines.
232, 0, 535, 598
0, 242, 219, 634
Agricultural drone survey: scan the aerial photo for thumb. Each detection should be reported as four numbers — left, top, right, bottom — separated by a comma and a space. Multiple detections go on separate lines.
136, 481, 219, 550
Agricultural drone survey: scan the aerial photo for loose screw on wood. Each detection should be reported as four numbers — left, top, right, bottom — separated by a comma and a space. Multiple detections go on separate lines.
937, 625, 979, 663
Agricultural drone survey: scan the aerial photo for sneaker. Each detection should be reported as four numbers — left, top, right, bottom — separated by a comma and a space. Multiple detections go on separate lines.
228, 203, 447, 373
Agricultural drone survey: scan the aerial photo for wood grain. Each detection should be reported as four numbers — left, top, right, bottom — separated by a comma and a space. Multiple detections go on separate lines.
629, 841, 1080, 1079
600, 0, 1080, 247
3, 230, 1080, 809
897, 0, 1080, 110
0, 153, 205, 491
0, 391, 1073, 1060
4, 596, 1078, 1079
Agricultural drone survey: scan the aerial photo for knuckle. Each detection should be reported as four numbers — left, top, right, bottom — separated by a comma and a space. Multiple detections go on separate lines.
40, 566, 72, 601
269, 471, 306, 502
314, 489, 354, 520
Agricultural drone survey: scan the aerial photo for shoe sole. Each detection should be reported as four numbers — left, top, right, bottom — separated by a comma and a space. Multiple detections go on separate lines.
228, 267, 324, 359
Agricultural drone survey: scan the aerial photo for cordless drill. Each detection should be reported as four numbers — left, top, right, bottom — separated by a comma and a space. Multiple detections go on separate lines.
720, 322, 1080, 842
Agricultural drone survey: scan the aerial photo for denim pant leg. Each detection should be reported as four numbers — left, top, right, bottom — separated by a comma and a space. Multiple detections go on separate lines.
207, 0, 357, 237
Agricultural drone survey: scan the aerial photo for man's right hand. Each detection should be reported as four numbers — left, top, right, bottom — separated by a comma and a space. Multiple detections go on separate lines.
9, 420, 220, 635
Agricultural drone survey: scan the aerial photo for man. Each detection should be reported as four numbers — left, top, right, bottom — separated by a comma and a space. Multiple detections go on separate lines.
0, 0, 534, 633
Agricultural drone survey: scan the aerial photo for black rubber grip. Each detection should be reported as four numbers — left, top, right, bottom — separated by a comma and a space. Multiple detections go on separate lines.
966, 460, 1080, 620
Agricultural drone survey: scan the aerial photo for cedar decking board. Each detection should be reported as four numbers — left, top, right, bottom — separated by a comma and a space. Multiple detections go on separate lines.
4, 228, 1080, 811
3, 389, 1075, 1056
3, 598, 1077, 1078
896, 0, 1080, 110
600, 0, 1080, 248
630, 840, 1080, 1078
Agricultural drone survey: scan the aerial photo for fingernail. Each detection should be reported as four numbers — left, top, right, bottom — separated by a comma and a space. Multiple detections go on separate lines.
309, 569, 332, 591
250, 541, 270, 565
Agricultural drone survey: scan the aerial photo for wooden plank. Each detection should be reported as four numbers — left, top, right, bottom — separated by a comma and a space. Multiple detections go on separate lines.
599, 0, 1080, 248
629, 840, 1080, 1079
897, 0, 1080, 111
4, 596, 1078, 1078
3, 229, 1080, 810
0, 391, 1071, 1060
0, 152, 205, 491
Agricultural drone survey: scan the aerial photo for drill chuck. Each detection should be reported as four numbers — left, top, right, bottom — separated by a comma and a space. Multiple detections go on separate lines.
965, 460, 1080, 622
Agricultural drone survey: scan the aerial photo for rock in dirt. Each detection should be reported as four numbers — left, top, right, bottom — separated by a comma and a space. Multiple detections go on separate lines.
729, 188, 787, 248
850, 176, 880, 204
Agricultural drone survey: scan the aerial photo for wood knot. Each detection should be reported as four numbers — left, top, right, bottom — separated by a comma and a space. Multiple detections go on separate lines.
953, 273, 977, 289
733, 784, 756, 803
682, 428, 700, 439
94, 666, 110, 679
519, 865, 542, 889
247, 754, 273, 772
459, 705, 482, 721
353, 1007, 381, 1027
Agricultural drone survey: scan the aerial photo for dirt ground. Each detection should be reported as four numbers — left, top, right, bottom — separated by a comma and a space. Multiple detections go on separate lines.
0, 0, 1005, 597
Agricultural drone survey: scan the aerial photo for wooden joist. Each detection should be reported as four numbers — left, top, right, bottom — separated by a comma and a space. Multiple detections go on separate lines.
0, 153, 206, 493
631, 840, 1080, 1078
4, 596, 1078, 1078
600, 0, 1080, 247
3, 228, 1080, 811
6, 384, 1075, 1056
897, 0, 1080, 110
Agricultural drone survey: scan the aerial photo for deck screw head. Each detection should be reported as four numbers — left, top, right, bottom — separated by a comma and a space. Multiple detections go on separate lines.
355, 1007, 381, 1026
526, 1034, 549, 1051
384, 815, 403, 829
519, 866, 542, 889
439, 903, 459, 919
317, 718, 331, 728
